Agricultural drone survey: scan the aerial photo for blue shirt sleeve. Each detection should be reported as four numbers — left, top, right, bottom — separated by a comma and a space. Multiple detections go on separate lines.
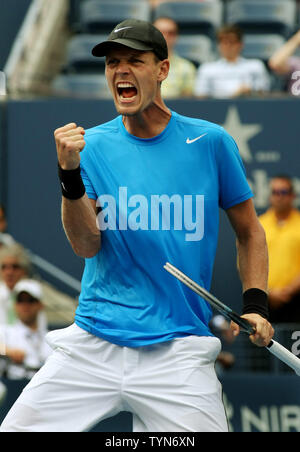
216, 129, 253, 210
80, 163, 97, 200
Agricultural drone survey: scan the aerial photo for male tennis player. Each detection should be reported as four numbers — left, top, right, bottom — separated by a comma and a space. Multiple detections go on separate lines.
1, 19, 274, 432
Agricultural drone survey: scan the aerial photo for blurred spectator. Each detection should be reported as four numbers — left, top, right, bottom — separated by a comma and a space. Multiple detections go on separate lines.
0, 279, 51, 380
0, 380, 6, 408
0, 244, 77, 329
0, 205, 16, 248
268, 29, 300, 96
0, 244, 30, 326
0, 205, 7, 233
259, 175, 300, 323
150, 0, 213, 6
153, 17, 196, 98
210, 315, 235, 374
194, 25, 271, 98
211, 314, 235, 345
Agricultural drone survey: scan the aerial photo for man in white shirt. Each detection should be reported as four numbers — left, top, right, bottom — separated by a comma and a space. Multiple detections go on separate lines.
194, 25, 271, 98
0, 279, 52, 380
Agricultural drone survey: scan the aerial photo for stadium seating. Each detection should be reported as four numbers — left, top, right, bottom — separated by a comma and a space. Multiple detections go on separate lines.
174, 35, 216, 67
226, 0, 297, 37
62, 33, 217, 76
242, 34, 285, 62
59, 0, 299, 96
64, 34, 107, 73
52, 73, 111, 98
241, 34, 288, 92
152, 1, 224, 37
78, 0, 151, 33
69, 0, 148, 32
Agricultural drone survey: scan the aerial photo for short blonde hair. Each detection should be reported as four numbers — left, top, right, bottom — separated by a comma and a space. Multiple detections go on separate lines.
0, 243, 31, 275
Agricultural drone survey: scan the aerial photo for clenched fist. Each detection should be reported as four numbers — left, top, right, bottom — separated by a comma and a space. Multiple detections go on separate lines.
54, 123, 86, 170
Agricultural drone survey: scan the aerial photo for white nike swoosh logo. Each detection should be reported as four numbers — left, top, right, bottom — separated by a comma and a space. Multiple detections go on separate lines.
186, 133, 208, 144
114, 26, 133, 33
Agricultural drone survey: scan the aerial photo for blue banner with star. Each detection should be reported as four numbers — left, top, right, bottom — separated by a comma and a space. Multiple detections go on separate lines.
167, 98, 300, 215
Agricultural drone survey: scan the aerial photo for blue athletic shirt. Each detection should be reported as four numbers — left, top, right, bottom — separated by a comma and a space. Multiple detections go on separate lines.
75, 110, 253, 347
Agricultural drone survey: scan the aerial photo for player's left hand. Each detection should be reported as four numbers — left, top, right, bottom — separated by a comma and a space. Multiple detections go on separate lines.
230, 313, 274, 347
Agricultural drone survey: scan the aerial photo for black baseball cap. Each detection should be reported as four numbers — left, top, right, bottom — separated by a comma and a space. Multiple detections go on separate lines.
92, 19, 168, 61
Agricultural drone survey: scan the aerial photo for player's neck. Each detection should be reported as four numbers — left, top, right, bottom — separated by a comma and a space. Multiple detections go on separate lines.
122, 100, 171, 139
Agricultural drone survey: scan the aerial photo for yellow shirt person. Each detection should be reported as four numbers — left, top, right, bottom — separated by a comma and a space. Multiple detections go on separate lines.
259, 209, 300, 290
259, 176, 300, 323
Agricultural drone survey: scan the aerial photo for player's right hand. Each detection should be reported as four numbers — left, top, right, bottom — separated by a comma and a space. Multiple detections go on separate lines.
54, 123, 86, 170
231, 313, 274, 347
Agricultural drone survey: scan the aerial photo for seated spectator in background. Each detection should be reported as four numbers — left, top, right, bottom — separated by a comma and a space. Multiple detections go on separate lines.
0, 279, 51, 380
259, 175, 300, 323
0, 245, 76, 329
0, 380, 6, 406
0, 244, 30, 326
0, 205, 16, 248
153, 17, 196, 98
194, 25, 271, 99
150, 0, 213, 6
210, 315, 235, 375
268, 29, 300, 97
0, 206, 8, 234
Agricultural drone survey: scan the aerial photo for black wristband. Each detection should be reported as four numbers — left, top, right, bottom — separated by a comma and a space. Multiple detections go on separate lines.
58, 164, 86, 200
242, 288, 269, 319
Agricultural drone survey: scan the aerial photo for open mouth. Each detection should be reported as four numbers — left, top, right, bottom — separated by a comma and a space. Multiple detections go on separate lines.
116, 82, 138, 101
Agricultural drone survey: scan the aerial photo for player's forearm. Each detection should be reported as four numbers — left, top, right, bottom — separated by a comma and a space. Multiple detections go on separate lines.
236, 223, 268, 293
227, 200, 268, 293
62, 195, 101, 258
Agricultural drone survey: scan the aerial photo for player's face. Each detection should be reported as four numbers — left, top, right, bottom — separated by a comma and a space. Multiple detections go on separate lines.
105, 46, 168, 116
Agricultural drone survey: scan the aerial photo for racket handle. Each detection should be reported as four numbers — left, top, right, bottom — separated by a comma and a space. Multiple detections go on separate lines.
267, 339, 300, 376
228, 311, 256, 335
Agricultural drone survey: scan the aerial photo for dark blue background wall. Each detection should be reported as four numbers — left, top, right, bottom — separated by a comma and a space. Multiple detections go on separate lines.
0, 0, 31, 70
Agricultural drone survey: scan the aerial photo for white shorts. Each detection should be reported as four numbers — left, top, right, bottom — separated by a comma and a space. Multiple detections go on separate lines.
0, 323, 228, 432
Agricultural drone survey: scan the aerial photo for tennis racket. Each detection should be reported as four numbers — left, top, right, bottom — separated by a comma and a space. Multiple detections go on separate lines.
164, 262, 300, 376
